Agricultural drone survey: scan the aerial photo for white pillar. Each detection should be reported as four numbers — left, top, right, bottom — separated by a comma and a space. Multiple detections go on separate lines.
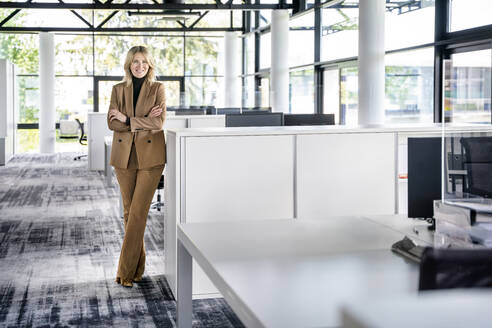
270, 10, 289, 113
39, 32, 55, 153
358, 0, 385, 125
224, 32, 240, 108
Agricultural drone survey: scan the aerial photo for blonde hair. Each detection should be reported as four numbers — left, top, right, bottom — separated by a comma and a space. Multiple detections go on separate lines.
123, 46, 156, 86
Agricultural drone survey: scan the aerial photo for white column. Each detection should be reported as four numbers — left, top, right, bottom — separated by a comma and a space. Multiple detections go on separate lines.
270, 10, 289, 113
358, 0, 385, 125
39, 32, 56, 153
224, 31, 240, 108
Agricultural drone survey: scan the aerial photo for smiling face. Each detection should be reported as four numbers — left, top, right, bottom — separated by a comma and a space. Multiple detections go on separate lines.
130, 52, 149, 79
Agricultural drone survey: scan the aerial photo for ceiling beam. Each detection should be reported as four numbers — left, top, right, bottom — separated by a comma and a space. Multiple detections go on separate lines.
0, 26, 243, 32
0, 2, 291, 10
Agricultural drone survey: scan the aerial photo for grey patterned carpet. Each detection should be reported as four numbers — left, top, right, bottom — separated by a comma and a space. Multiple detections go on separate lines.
0, 153, 244, 328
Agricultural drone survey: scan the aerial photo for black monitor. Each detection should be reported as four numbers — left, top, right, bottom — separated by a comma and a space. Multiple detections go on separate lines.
408, 137, 441, 219
225, 112, 284, 127
175, 108, 205, 115
283, 114, 335, 126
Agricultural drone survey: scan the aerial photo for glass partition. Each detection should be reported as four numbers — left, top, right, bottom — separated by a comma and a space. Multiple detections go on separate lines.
443, 49, 491, 124
436, 126, 492, 248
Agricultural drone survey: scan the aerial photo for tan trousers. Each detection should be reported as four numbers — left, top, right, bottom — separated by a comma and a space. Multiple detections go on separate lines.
114, 144, 164, 283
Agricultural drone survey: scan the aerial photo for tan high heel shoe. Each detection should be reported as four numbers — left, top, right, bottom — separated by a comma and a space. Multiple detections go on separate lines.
115, 277, 133, 287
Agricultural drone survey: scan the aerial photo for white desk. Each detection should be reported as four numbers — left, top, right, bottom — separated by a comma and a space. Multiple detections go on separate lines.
176, 216, 431, 328
341, 289, 492, 328
165, 124, 492, 297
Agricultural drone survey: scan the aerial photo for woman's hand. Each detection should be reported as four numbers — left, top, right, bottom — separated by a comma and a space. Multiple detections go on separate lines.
109, 109, 127, 123
149, 105, 163, 117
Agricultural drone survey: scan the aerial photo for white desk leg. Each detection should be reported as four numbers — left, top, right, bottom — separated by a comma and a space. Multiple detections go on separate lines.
177, 239, 192, 328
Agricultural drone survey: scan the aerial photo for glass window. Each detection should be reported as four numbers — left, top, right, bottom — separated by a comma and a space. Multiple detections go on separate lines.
385, 1, 435, 51
242, 76, 256, 108
385, 48, 434, 124
56, 34, 93, 75
98, 80, 116, 114
193, 11, 242, 28
323, 68, 340, 124
55, 77, 93, 120
260, 77, 270, 107
95, 35, 184, 76
450, 0, 492, 32
16, 129, 39, 154
260, 33, 271, 70
321, 1, 359, 62
290, 68, 315, 113
185, 37, 223, 76
3, 9, 89, 28
445, 49, 491, 123
185, 76, 221, 106
0, 33, 39, 74
289, 12, 314, 66
17, 76, 39, 123
245, 33, 255, 74
94, 11, 181, 29
340, 66, 358, 126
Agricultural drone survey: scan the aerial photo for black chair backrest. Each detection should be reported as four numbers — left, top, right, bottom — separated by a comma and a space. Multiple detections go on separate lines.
283, 113, 335, 126
419, 247, 492, 291
460, 137, 492, 198
75, 118, 87, 145
215, 108, 241, 115
225, 112, 284, 127
241, 109, 272, 115
205, 106, 216, 115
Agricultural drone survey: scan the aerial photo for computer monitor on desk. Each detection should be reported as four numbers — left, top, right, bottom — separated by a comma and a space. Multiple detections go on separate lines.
225, 112, 284, 127
283, 114, 335, 126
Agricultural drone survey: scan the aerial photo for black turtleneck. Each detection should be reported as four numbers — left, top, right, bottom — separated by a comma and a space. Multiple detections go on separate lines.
126, 76, 145, 126
132, 76, 145, 113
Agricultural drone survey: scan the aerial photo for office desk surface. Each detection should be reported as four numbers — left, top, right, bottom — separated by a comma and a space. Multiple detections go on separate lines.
167, 123, 492, 137
341, 289, 492, 328
177, 217, 427, 328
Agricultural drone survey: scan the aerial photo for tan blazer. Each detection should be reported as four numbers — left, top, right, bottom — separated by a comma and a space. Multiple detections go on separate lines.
107, 80, 166, 169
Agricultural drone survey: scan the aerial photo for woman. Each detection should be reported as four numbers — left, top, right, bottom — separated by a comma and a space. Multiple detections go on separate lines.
107, 46, 166, 287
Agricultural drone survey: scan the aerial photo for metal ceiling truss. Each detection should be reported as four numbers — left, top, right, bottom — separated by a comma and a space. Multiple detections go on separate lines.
0, 1, 290, 11
0, 0, 291, 32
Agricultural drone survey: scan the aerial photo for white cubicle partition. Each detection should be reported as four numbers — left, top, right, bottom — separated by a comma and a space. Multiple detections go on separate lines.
0, 59, 16, 165
164, 123, 492, 298
166, 115, 225, 129
185, 135, 294, 222
297, 133, 396, 217
87, 113, 112, 171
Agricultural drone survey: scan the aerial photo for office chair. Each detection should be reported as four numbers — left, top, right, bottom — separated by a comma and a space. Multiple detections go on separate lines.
460, 137, 492, 198
418, 247, 492, 291
74, 118, 88, 161
59, 120, 79, 139
151, 175, 164, 211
